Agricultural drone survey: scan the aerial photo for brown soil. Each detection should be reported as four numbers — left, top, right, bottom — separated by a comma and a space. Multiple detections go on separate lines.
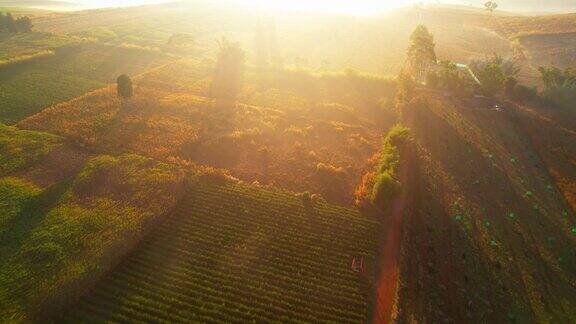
394, 94, 576, 322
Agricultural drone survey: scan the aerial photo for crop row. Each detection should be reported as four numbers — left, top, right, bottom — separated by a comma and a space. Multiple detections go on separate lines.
64, 180, 379, 322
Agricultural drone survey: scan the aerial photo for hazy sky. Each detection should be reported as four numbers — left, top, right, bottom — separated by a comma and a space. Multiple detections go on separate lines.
32, 0, 576, 13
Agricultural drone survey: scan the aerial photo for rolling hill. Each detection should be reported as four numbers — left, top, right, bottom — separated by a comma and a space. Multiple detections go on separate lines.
19, 61, 397, 205
0, 124, 187, 321
1, 2, 575, 322
393, 93, 576, 322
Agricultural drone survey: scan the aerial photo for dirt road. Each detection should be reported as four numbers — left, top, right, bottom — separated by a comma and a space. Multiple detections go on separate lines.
372, 147, 414, 324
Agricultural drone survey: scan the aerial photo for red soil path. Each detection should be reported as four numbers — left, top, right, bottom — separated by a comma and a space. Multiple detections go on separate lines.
372, 148, 414, 324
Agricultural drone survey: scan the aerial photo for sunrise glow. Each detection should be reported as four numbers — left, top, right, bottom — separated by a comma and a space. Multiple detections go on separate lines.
238, 0, 415, 16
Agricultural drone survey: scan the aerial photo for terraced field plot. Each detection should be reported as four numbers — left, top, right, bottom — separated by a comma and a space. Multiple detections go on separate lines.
0, 43, 169, 124
19, 60, 396, 205
63, 179, 380, 323
397, 95, 576, 322
0, 32, 73, 61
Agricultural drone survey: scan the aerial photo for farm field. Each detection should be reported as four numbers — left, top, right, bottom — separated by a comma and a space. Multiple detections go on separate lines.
509, 102, 576, 217
19, 60, 397, 205
1, 0, 576, 322
0, 124, 187, 321
488, 13, 576, 85
28, 3, 512, 74
0, 43, 170, 124
396, 94, 576, 322
0, 31, 74, 60
61, 177, 380, 322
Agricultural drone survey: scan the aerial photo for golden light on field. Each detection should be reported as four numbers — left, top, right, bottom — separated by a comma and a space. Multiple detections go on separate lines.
238, 0, 415, 16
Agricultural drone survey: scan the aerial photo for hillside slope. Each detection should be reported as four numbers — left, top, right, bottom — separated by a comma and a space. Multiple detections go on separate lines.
60, 176, 380, 322
396, 94, 576, 322
0, 124, 186, 321
508, 102, 576, 218
19, 61, 396, 205
30, 2, 512, 74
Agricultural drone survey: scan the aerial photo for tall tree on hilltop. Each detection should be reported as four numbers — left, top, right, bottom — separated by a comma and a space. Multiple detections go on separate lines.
484, 1, 498, 13
117, 74, 134, 105
210, 38, 245, 102
406, 24, 436, 82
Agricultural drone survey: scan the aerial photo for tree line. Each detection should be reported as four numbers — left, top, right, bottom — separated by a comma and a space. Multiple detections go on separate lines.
0, 12, 33, 33
402, 24, 575, 111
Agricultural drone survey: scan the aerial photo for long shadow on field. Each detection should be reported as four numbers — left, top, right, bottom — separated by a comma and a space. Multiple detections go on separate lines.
0, 179, 72, 251
398, 98, 576, 322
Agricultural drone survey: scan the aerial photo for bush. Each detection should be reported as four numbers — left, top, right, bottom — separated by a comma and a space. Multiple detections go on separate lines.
386, 124, 410, 147
316, 163, 346, 179
354, 171, 376, 208
298, 191, 312, 205
371, 171, 401, 206
368, 125, 410, 210
197, 166, 239, 183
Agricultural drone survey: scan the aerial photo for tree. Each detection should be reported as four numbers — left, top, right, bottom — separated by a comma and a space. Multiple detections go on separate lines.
470, 54, 520, 96
0, 12, 32, 33
538, 66, 576, 110
484, 1, 498, 13
407, 25, 437, 82
210, 38, 245, 102
15, 16, 32, 33
5, 13, 17, 33
397, 70, 416, 103
439, 61, 466, 92
538, 67, 576, 89
116, 74, 134, 103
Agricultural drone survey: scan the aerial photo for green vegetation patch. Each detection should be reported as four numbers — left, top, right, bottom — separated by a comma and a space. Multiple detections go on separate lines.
0, 32, 75, 61
371, 125, 410, 207
0, 43, 169, 124
0, 123, 61, 176
0, 154, 185, 322
0, 177, 41, 237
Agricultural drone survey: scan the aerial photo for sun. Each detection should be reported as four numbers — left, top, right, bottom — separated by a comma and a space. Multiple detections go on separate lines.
239, 0, 414, 16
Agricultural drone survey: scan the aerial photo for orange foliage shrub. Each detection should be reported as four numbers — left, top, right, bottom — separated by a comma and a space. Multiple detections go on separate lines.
316, 162, 346, 180
196, 166, 239, 183
354, 171, 377, 208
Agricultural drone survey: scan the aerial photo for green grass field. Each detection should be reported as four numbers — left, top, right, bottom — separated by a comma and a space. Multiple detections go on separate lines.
0, 43, 170, 124
0, 32, 75, 61
62, 177, 380, 323
0, 138, 186, 321
0, 123, 61, 176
